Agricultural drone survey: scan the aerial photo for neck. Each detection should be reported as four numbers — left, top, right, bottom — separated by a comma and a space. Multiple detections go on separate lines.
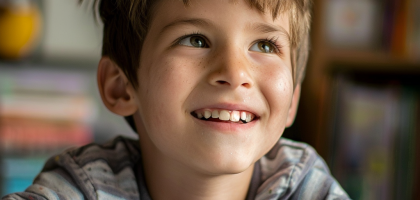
143, 156, 254, 200
138, 141, 255, 200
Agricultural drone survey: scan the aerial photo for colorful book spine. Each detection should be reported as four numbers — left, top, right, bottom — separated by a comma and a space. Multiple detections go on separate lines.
330, 75, 419, 200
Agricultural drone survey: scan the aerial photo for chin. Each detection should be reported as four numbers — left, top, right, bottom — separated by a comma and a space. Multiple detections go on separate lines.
197, 153, 256, 175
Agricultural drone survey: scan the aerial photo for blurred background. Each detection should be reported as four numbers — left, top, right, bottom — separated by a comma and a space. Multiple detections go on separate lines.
283, 0, 420, 199
0, 0, 136, 195
0, 0, 418, 199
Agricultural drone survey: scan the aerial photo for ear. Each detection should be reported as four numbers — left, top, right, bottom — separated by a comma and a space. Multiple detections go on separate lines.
285, 83, 301, 127
97, 56, 138, 116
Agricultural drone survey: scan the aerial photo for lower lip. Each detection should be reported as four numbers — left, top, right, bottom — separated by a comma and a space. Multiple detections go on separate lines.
192, 116, 257, 133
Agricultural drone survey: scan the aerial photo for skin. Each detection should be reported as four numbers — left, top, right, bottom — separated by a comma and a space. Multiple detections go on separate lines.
97, 0, 301, 199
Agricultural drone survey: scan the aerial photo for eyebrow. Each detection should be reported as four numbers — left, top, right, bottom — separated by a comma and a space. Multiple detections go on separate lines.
159, 18, 290, 43
159, 18, 213, 36
249, 22, 290, 43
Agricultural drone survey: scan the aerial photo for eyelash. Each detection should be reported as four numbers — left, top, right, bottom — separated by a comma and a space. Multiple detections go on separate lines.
173, 32, 206, 46
174, 33, 283, 53
258, 36, 283, 53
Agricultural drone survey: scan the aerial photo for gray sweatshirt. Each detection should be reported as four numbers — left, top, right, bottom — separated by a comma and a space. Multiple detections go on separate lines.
2, 136, 350, 200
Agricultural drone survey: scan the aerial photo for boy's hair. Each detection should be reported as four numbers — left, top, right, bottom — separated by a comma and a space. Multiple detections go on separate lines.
83, 0, 312, 132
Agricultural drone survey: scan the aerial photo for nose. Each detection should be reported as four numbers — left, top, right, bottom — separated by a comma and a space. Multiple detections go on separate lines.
207, 46, 254, 89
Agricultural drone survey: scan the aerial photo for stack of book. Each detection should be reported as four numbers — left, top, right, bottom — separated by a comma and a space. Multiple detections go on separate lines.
0, 67, 97, 195
325, 0, 420, 57
329, 74, 419, 200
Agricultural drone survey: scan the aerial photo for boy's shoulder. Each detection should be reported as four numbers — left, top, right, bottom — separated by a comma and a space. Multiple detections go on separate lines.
256, 138, 350, 200
2, 136, 142, 200
2, 137, 350, 200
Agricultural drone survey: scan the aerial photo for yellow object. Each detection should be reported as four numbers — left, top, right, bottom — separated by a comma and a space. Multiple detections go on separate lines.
0, 3, 41, 59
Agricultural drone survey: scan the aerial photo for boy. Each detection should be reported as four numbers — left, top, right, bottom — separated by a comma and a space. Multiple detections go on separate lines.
3, 0, 350, 199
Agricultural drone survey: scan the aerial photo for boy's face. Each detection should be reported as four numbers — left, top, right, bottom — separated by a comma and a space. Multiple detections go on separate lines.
132, 0, 298, 174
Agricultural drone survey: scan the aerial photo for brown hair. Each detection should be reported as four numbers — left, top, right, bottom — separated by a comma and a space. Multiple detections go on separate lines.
81, 0, 312, 132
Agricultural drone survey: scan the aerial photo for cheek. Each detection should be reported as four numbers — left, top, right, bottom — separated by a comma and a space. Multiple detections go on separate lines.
137, 54, 202, 131
257, 59, 294, 125
256, 65, 293, 157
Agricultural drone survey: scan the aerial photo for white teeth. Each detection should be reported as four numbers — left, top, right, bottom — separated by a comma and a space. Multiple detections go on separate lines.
204, 110, 211, 119
230, 111, 240, 122
195, 109, 255, 123
246, 113, 251, 122
241, 112, 246, 120
211, 110, 219, 118
219, 110, 230, 121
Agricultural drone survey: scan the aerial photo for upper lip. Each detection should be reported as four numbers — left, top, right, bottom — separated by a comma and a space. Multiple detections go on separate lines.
190, 103, 261, 117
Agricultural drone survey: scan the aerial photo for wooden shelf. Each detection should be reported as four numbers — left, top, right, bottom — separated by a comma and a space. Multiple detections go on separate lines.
294, 0, 420, 199
326, 49, 420, 72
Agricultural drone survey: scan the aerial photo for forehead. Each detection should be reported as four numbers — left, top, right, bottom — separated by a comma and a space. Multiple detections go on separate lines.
150, 0, 290, 36
181, 0, 292, 19
152, 0, 290, 20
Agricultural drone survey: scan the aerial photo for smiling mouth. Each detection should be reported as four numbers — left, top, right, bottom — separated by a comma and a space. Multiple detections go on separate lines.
191, 109, 257, 124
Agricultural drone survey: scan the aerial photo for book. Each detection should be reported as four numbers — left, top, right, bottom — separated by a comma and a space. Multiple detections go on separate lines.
413, 94, 420, 199
0, 67, 97, 195
325, 0, 384, 49
393, 88, 417, 200
406, 0, 420, 58
390, 0, 409, 56
1, 157, 46, 196
329, 74, 419, 200
0, 117, 92, 156
1, 92, 97, 123
0, 67, 98, 123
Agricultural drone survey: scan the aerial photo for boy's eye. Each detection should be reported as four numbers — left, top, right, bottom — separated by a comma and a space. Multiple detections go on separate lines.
249, 41, 277, 53
179, 35, 209, 48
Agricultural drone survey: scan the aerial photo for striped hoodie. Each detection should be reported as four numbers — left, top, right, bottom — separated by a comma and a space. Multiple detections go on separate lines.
2, 136, 350, 200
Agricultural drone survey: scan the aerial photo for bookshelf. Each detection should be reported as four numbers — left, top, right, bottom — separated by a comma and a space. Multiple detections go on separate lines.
0, 62, 97, 195
283, 0, 420, 199
0, 60, 138, 195
0, 0, 138, 195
